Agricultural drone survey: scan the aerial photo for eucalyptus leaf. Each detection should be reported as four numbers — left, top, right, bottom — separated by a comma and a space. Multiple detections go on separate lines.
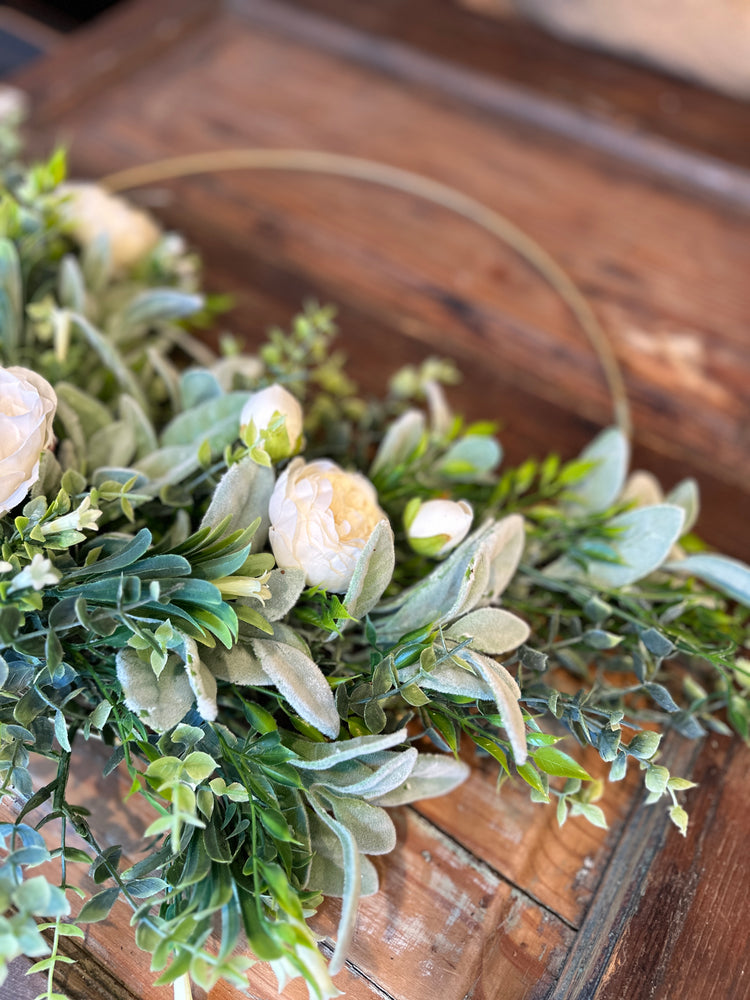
666, 553, 750, 607
546, 505, 685, 589
567, 427, 629, 513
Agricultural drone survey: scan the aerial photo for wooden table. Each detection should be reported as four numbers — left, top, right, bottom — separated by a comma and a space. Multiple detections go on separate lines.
6, 1, 750, 997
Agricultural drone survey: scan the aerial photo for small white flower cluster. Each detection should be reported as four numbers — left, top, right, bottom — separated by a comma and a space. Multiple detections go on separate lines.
239, 383, 475, 593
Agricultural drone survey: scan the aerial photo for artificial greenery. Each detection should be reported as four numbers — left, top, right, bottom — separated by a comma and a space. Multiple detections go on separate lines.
0, 137, 748, 1000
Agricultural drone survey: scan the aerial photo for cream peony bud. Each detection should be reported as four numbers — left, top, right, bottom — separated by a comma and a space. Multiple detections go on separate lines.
0, 366, 57, 517
240, 385, 304, 462
404, 498, 473, 558
269, 458, 386, 592
60, 182, 161, 271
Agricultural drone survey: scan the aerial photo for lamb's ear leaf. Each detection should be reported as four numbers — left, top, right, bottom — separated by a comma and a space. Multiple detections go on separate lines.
291, 728, 409, 769
260, 568, 306, 622
308, 793, 361, 975
568, 427, 629, 513
115, 649, 193, 733
372, 754, 470, 807
343, 520, 395, 621
322, 792, 397, 855
446, 607, 530, 655
201, 455, 275, 550
666, 478, 700, 536
179, 635, 217, 722
666, 553, 750, 607
251, 639, 340, 738
466, 652, 527, 765
201, 643, 268, 685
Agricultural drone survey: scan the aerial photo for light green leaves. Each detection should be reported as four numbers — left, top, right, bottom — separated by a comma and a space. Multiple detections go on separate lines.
666, 553, 750, 607
567, 427, 629, 513
546, 505, 685, 589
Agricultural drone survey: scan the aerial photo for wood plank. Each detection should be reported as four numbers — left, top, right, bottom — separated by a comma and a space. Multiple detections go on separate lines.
415, 744, 639, 928
283, 0, 750, 174
553, 733, 750, 1000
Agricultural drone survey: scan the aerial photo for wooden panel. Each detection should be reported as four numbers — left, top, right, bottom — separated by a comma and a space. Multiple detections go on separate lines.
283, 0, 750, 173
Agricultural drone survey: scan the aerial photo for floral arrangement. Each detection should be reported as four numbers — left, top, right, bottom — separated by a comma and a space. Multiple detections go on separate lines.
0, 130, 749, 1000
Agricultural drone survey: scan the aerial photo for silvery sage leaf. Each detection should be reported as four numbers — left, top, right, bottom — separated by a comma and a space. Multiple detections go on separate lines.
316, 748, 418, 801
665, 553, 750, 607
446, 607, 530, 655
375, 516, 524, 643
306, 812, 379, 898
308, 793, 361, 975
372, 754, 471, 807
200, 455, 275, 549
119, 394, 158, 458
321, 791, 397, 855
115, 649, 193, 733
161, 392, 251, 450
546, 504, 685, 589
179, 635, 218, 722
465, 651, 527, 765
119, 288, 204, 329
414, 661, 493, 701
343, 519, 395, 620
201, 643, 268, 685
260, 568, 306, 622
251, 639, 339, 738
567, 427, 629, 513
180, 368, 222, 409
291, 728, 409, 769
88, 420, 137, 471
135, 443, 201, 489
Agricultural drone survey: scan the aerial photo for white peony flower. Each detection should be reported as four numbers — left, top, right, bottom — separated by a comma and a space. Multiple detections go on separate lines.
0, 366, 57, 517
404, 498, 473, 557
240, 385, 304, 462
269, 458, 386, 592
60, 182, 161, 271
